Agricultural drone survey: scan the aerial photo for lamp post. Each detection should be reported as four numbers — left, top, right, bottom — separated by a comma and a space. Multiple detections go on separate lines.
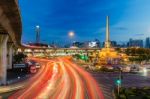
68, 31, 75, 46
68, 31, 74, 38
116, 69, 122, 95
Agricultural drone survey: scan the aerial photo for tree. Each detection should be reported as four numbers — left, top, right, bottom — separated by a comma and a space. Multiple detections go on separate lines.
13, 52, 27, 63
125, 48, 150, 62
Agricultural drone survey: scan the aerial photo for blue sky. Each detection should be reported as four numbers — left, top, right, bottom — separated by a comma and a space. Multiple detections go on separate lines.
19, 0, 150, 44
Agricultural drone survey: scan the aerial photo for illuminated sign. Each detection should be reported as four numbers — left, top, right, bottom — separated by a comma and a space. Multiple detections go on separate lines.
89, 42, 97, 47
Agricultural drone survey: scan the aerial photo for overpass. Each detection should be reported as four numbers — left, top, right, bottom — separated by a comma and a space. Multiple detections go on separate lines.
0, 0, 22, 85
19, 45, 101, 57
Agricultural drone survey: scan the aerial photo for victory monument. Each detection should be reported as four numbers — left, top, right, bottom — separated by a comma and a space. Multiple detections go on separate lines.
98, 16, 128, 65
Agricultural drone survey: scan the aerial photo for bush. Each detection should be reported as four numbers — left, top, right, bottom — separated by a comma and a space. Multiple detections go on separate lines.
127, 95, 141, 99
13, 52, 27, 63
143, 87, 150, 90
125, 89, 135, 96
119, 94, 126, 99
115, 87, 150, 99
144, 95, 150, 99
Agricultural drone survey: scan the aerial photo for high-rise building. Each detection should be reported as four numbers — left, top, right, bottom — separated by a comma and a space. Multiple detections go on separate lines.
72, 41, 84, 48
128, 38, 143, 48
145, 37, 150, 48
102, 41, 118, 47
35, 25, 40, 44
111, 41, 117, 47
94, 39, 101, 48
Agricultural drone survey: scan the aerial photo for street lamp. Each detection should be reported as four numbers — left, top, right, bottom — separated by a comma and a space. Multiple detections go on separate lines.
68, 31, 75, 47
36, 25, 40, 29
68, 31, 75, 38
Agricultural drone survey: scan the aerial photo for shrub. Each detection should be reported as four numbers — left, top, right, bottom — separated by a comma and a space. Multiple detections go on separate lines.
119, 94, 126, 99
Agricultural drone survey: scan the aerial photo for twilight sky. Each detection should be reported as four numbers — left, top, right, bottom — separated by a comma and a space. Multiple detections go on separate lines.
19, 0, 150, 44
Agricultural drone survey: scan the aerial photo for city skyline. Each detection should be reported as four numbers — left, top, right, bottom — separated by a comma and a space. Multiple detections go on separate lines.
19, 0, 150, 43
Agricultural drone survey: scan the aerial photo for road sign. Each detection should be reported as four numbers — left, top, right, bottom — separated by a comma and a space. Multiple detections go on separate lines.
30, 65, 37, 73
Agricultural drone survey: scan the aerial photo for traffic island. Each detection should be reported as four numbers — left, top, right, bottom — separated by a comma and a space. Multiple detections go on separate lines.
114, 87, 150, 99
0, 89, 20, 98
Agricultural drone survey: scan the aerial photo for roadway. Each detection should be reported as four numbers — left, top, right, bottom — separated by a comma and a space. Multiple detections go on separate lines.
8, 57, 104, 99
91, 72, 150, 99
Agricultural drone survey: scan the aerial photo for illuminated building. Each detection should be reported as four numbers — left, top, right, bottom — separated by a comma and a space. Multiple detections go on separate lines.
127, 38, 143, 48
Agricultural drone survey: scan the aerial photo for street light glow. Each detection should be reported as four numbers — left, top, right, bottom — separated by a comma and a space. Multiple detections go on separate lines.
143, 68, 147, 76
68, 31, 74, 37
36, 25, 40, 29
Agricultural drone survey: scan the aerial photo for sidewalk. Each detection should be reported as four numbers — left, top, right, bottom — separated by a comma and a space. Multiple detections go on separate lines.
6, 69, 29, 85
0, 69, 30, 94
0, 82, 25, 93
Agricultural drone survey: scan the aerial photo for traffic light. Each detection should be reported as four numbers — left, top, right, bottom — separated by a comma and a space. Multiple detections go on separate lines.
81, 55, 85, 60
116, 78, 121, 95
79, 55, 88, 61
116, 79, 121, 85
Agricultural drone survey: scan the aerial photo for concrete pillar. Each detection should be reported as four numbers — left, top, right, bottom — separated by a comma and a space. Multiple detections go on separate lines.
13, 47, 18, 55
32, 49, 35, 56
7, 43, 13, 69
0, 35, 8, 85
44, 49, 47, 57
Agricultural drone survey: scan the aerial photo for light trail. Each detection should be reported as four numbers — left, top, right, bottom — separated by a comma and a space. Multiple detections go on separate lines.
9, 57, 104, 99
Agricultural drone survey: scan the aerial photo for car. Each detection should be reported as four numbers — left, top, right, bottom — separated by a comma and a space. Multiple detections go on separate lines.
27, 60, 41, 69
35, 62, 41, 69
30, 65, 37, 73
106, 66, 113, 70
122, 66, 131, 72
130, 66, 139, 73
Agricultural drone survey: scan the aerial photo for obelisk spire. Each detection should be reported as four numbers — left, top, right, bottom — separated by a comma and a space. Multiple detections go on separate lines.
106, 16, 110, 42
105, 16, 111, 48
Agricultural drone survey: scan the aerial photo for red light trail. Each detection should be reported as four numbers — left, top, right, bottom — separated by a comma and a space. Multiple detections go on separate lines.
9, 57, 104, 99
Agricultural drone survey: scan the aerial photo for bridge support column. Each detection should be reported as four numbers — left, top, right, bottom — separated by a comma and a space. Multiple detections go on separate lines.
0, 35, 8, 85
7, 43, 13, 69
32, 50, 35, 56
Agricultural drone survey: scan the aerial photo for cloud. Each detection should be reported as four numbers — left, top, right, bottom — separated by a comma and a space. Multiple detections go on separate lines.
134, 33, 144, 36
113, 27, 128, 31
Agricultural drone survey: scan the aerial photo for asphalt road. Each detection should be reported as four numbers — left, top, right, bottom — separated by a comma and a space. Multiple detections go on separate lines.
91, 72, 150, 99
6, 69, 29, 85
2, 58, 150, 99
8, 57, 104, 99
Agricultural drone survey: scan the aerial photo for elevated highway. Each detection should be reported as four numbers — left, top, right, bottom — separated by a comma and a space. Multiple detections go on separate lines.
20, 44, 101, 57
0, 0, 22, 85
